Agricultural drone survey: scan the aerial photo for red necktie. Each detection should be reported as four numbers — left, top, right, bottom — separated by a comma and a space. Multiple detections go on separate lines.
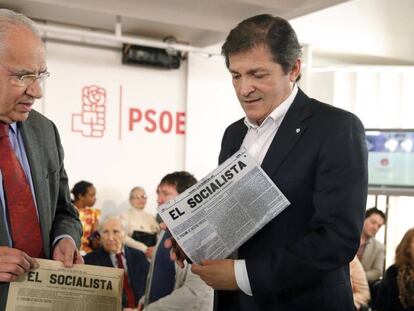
116, 252, 136, 308
0, 122, 43, 257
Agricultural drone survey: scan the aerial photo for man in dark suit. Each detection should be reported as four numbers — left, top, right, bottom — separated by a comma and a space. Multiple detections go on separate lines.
0, 9, 82, 311
84, 216, 149, 310
189, 14, 368, 310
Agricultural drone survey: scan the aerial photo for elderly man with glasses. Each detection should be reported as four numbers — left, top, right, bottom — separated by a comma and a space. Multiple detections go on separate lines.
0, 9, 82, 311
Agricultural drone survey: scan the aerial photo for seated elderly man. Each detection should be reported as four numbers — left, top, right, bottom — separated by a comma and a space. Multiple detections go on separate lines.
84, 215, 149, 310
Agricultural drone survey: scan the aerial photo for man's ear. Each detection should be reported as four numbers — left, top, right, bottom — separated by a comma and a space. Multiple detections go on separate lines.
289, 59, 301, 82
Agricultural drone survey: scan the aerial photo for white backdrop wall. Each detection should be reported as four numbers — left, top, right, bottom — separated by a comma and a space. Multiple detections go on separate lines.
43, 41, 187, 217
185, 52, 243, 178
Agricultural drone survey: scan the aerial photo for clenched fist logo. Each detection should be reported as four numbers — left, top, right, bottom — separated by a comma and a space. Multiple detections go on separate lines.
72, 85, 106, 137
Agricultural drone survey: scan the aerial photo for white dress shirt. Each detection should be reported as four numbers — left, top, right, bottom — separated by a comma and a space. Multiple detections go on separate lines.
234, 84, 298, 296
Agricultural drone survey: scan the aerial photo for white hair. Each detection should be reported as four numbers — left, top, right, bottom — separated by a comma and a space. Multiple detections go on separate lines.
0, 9, 41, 52
99, 215, 128, 233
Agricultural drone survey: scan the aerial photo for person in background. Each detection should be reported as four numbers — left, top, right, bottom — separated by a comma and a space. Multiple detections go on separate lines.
375, 228, 414, 311
0, 9, 82, 311
358, 207, 386, 284
121, 186, 159, 257
138, 171, 213, 311
87, 230, 101, 252
350, 256, 371, 310
84, 215, 149, 311
71, 180, 100, 255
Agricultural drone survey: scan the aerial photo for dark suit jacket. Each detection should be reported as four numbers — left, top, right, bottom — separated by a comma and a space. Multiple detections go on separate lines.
0, 110, 82, 311
84, 246, 149, 307
215, 89, 368, 311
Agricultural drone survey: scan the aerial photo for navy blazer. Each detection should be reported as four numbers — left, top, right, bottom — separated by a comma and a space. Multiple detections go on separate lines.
84, 246, 149, 307
215, 89, 368, 311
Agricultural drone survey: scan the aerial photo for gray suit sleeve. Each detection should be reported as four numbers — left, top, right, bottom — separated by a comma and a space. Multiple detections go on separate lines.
145, 263, 213, 311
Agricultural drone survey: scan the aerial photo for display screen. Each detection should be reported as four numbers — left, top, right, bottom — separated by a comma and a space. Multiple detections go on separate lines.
366, 129, 414, 189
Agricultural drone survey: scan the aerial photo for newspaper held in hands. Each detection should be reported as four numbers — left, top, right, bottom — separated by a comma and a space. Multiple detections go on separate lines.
158, 148, 290, 264
6, 258, 123, 311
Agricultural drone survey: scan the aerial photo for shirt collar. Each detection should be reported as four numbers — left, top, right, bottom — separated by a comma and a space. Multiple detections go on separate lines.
244, 84, 298, 130
109, 247, 125, 256
9, 122, 18, 135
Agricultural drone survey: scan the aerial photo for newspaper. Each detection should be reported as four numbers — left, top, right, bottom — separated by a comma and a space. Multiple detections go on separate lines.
158, 148, 290, 264
6, 259, 123, 311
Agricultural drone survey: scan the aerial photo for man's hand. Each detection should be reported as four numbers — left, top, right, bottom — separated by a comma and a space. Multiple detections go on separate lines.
52, 238, 83, 267
136, 302, 144, 311
191, 259, 238, 290
0, 246, 38, 282
160, 222, 187, 268
145, 246, 154, 260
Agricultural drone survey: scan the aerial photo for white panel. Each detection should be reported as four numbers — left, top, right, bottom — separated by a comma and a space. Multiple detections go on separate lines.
401, 72, 414, 128
43, 42, 186, 217
378, 73, 402, 128
185, 53, 243, 178
308, 71, 334, 104
385, 196, 414, 268
355, 71, 380, 128
333, 71, 356, 112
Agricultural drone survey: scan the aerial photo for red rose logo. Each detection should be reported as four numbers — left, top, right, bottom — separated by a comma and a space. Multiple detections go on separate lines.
72, 85, 107, 137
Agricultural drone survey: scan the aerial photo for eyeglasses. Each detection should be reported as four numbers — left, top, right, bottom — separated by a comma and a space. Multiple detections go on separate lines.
130, 195, 147, 200
9, 72, 50, 87
0, 63, 50, 87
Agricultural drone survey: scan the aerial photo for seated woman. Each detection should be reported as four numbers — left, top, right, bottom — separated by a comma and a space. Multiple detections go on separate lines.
71, 180, 100, 255
376, 227, 414, 311
121, 187, 159, 254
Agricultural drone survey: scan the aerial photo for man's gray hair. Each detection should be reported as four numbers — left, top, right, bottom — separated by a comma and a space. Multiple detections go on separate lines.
98, 215, 128, 233
0, 9, 41, 49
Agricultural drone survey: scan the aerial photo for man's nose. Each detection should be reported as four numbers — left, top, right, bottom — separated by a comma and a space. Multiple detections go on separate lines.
238, 78, 255, 97
25, 79, 43, 99
157, 196, 165, 205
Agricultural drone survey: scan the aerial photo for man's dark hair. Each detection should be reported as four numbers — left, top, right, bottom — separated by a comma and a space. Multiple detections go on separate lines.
365, 207, 386, 223
159, 171, 197, 194
222, 14, 302, 77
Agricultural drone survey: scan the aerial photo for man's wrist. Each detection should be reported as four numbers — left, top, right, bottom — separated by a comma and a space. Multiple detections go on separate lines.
52, 235, 76, 248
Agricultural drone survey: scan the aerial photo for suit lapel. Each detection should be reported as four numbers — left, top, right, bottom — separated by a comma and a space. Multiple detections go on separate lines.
219, 119, 247, 164
124, 247, 133, 272
228, 122, 247, 156
103, 248, 115, 267
261, 89, 312, 177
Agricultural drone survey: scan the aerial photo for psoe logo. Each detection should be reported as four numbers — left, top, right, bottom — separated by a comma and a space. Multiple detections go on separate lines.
72, 85, 106, 137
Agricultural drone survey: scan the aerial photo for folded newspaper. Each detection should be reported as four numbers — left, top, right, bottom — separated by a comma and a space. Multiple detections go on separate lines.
158, 148, 290, 264
6, 259, 123, 311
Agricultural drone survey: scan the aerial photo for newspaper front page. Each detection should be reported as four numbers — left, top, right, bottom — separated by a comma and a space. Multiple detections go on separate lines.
6, 259, 123, 311
158, 148, 290, 264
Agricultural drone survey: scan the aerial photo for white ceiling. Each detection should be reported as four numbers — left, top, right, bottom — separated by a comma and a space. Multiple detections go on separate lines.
0, 0, 349, 47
